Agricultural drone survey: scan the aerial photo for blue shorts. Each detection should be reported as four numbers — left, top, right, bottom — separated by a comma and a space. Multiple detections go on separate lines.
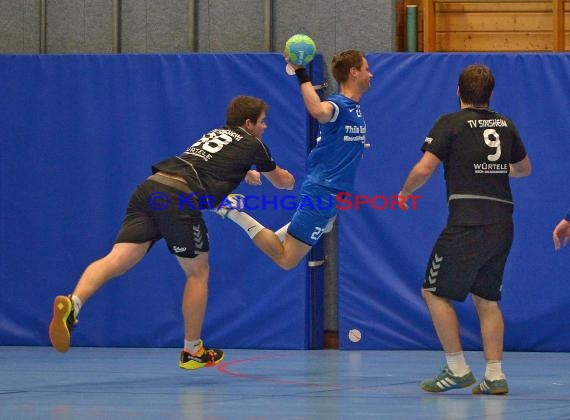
287, 181, 339, 246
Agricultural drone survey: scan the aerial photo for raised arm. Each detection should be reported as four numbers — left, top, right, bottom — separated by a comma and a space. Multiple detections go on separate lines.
298, 75, 333, 123
290, 64, 334, 124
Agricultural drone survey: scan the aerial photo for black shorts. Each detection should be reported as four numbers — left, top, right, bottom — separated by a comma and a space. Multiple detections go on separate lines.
422, 221, 513, 302
115, 178, 209, 258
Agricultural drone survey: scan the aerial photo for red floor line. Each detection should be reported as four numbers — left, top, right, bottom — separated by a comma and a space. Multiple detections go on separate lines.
216, 355, 343, 388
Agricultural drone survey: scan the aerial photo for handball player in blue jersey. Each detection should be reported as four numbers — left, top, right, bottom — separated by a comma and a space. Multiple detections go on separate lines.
218, 50, 372, 270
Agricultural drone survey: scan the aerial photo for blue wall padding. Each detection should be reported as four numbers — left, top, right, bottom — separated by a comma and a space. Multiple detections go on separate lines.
2, 53, 568, 351
0, 53, 324, 349
339, 53, 570, 351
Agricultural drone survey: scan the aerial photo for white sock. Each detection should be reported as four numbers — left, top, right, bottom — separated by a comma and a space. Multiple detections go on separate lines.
275, 222, 291, 242
445, 351, 470, 376
226, 209, 265, 239
70, 295, 82, 317
485, 360, 505, 381
184, 339, 202, 355
323, 216, 336, 233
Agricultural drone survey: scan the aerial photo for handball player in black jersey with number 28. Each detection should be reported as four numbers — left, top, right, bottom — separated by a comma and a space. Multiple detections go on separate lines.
49, 96, 294, 370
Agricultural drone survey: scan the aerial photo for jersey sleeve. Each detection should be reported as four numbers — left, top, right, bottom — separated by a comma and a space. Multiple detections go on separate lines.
509, 123, 527, 163
253, 141, 277, 172
327, 100, 341, 123
421, 115, 452, 161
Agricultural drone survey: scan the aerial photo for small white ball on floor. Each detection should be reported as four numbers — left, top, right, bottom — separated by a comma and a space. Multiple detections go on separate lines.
348, 329, 361, 343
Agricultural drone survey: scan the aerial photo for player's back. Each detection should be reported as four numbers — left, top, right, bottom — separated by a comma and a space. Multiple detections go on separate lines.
424, 107, 527, 225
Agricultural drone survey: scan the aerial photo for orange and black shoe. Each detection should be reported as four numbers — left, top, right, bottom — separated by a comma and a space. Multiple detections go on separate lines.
179, 340, 224, 370
49, 295, 78, 353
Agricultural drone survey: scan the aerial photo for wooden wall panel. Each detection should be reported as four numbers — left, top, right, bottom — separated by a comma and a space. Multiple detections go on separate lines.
438, 2, 552, 12
403, 0, 569, 51
437, 32, 553, 51
437, 13, 554, 31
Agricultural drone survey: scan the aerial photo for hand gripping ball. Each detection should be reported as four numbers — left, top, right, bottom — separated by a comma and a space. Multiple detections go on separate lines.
284, 34, 316, 66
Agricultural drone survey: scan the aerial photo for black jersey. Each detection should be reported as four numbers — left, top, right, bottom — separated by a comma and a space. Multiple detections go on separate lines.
422, 108, 527, 225
152, 126, 276, 206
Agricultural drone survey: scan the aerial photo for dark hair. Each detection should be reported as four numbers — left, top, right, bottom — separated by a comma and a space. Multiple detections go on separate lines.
331, 50, 365, 84
458, 64, 495, 106
226, 96, 268, 126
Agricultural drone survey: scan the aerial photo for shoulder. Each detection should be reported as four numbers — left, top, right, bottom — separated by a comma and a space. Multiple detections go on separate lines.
325, 95, 360, 122
492, 111, 517, 127
439, 110, 464, 122
226, 127, 259, 143
325, 95, 343, 111
430, 111, 461, 131
326, 94, 353, 108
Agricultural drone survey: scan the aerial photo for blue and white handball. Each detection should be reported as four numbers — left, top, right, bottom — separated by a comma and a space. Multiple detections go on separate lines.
284, 34, 317, 66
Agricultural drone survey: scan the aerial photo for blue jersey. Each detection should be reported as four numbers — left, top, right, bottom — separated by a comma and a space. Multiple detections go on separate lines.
305, 94, 366, 192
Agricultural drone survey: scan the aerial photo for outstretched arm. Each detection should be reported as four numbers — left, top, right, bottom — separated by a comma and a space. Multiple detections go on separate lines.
262, 166, 295, 190
398, 151, 441, 207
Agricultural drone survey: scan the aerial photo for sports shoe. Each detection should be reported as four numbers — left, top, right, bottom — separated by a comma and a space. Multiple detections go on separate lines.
179, 341, 224, 370
213, 194, 245, 218
421, 366, 476, 392
49, 295, 78, 353
472, 377, 509, 395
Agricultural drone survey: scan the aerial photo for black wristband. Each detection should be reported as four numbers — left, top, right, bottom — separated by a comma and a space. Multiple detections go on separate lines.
295, 68, 310, 85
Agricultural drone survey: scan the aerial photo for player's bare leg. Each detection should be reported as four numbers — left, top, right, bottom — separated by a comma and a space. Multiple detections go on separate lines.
421, 289, 462, 353
49, 242, 150, 352
252, 230, 312, 270
177, 253, 210, 342
73, 242, 151, 303
419, 288, 475, 392
177, 252, 224, 370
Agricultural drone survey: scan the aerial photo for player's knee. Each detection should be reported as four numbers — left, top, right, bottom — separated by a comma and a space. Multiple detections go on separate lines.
185, 273, 209, 286
104, 258, 131, 277
102, 252, 138, 277
421, 287, 433, 301
472, 294, 497, 309
275, 258, 299, 271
